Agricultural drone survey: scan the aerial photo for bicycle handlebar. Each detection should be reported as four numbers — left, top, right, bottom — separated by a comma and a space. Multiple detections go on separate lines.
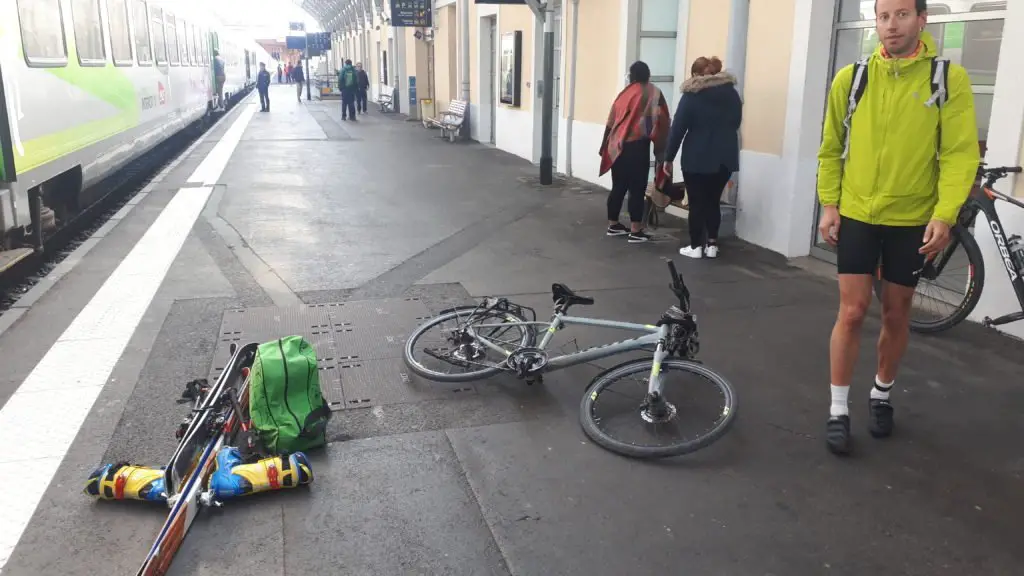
666, 259, 691, 311
978, 164, 1023, 179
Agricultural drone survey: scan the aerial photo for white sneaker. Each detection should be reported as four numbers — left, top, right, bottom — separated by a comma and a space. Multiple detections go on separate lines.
705, 245, 719, 259
679, 245, 703, 259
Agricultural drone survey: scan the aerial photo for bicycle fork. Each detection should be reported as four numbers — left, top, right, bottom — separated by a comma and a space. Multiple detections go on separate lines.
643, 327, 674, 421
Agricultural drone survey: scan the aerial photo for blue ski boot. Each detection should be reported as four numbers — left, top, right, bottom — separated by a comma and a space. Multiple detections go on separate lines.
208, 446, 313, 500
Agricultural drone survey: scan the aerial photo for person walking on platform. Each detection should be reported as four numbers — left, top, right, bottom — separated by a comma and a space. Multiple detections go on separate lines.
598, 61, 671, 244
355, 62, 370, 114
257, 62, 271, 112
816, 0, 979, 455
213, 50, 226, 110
662, 56, 742, 260
338, 59, 359, 121
277, 63, 283, 84
291, 59, 305, 102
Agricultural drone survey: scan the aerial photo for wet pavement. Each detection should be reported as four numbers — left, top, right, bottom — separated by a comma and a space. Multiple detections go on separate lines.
1, 84, 1023, 575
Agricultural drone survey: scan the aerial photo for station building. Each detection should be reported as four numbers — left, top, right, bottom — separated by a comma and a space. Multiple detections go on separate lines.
316, 0, 1022, 338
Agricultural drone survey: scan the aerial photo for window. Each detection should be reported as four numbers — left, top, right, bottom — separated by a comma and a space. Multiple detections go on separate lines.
16, 0, 68, 65
838, 0, 1007, 22
178, 19, 190, 64
106, 0, 132, 65
816, 1, 1010, 256
150, 6, 166, 64
132, 0, 152, 64
165, 13, 179, 65
71, 0, 106, 64
191, 25, 201, 66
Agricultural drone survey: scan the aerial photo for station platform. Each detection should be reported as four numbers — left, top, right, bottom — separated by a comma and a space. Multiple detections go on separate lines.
1, 83, 1023, 575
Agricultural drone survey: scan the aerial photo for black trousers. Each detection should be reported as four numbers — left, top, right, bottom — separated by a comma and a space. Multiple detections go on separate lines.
341, 92, 356, 119
608, 139, 651, 224
682, 166, 732, 248
356, 89, 368, 112
258, 87, 269, 110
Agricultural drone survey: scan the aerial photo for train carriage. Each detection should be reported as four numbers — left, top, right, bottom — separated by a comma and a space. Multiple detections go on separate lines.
0, 0, 269, 260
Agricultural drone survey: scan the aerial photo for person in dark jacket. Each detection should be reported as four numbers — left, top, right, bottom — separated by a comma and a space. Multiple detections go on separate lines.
355, 62, 370, 114
662, 56, 742, 259
338, 59, 359, 121
276, 63, 283, 84
291, 60, 305, 102
257, 63, 271, 112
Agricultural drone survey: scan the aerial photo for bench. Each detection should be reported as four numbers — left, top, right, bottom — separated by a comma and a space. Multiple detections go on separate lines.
425, 99, 467, 142
376, 83, 394, 112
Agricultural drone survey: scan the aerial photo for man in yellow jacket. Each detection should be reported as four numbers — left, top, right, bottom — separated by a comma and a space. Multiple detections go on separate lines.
816, 0, 980, 455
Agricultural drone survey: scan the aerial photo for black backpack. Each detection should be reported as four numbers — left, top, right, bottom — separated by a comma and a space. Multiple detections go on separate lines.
840, 56, 949, 159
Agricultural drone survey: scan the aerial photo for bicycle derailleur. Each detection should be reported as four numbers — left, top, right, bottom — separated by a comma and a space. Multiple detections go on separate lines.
507, 347, 548, 385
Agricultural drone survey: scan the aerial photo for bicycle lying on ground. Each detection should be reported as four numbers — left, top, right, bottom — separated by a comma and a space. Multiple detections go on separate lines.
403, 261, 737, 459
872, 164, 1024, 333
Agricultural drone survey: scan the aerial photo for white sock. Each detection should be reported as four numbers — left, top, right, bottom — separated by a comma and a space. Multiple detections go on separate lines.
830, 384, 849, 417
871, 375, 893, 401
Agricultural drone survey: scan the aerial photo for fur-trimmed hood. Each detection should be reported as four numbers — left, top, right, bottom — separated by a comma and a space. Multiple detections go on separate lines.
681, 71, 737, 93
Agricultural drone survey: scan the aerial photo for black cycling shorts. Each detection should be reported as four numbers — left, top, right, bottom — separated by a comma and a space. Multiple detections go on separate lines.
836, 216, 927, 288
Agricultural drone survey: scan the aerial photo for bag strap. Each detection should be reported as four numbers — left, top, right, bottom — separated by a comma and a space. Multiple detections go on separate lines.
297, 403, 331, 439
925, 57, 949, 108
841, 56, 870, 160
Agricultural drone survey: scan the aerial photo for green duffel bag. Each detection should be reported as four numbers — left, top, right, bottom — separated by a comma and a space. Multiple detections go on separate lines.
249, 336, 331, 454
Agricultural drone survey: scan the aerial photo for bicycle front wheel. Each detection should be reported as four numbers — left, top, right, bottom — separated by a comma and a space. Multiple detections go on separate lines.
404, 306, 534, 383
580, 358, 737, 459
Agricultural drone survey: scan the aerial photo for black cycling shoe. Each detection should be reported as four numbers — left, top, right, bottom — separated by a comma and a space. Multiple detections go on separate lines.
868, 398, 894, 438
826, 415, 851, 455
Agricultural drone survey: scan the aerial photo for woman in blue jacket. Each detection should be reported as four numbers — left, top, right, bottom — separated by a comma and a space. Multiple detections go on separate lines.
662, 56, 742, 259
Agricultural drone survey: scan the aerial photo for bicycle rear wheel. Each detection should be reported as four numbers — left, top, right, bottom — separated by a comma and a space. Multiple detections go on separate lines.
872, 225, 985, 333
580, 358, 737, 459
404, 306, 534, 383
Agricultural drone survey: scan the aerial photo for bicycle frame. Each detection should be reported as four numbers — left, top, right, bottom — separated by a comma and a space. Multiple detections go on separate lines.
467, 312, 671, 392
958, 182, 1024, 326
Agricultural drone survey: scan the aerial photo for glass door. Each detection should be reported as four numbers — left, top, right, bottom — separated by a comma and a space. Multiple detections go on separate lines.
810, 1, 1008, 262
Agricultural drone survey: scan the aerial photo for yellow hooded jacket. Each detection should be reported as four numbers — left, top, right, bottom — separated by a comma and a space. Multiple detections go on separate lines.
817, 31, 980, 226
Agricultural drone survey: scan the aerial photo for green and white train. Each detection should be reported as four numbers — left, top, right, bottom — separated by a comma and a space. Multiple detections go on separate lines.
0, 0, 270, 255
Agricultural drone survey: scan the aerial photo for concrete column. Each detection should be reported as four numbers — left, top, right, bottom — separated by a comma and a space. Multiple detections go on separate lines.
460, 0, 470, 102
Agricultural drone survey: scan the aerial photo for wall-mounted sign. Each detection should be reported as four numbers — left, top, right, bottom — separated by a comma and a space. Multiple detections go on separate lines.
390, 0, 432, 27
286, 35, 307, 50
500, 31, 522, 107
289, 21, 305, 31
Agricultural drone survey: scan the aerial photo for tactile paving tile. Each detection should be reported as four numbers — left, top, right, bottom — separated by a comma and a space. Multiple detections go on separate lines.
209, 298, 477, 410
337, 358, 475, 408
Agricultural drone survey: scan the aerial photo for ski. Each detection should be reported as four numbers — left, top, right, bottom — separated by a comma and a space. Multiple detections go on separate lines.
136, 342, 258, 576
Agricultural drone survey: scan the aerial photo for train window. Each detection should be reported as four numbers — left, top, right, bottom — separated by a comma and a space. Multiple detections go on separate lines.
177, 18, 189, 65
150, 6, 166, 64
131, 0, 152, 65
71, 0, 106, 64
191, 25, 201, 66
15, 0, 68, 66
200, 32, 208, 65
106, 0, 132, 65
165, 13, 179, 65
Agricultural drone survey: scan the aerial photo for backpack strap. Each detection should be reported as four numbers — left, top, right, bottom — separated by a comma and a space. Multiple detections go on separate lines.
841, 57, 870, 160
924, 57, 949, 108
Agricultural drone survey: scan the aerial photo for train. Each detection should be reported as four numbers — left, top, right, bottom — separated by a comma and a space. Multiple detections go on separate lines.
0, 0, 272, 263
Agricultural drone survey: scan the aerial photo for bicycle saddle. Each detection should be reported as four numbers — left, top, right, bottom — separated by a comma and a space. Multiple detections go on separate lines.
551, 283, 594, 307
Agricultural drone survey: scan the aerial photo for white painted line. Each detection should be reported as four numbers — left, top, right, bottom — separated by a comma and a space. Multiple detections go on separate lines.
188, 105, 257, 185
0, 103, 255, 569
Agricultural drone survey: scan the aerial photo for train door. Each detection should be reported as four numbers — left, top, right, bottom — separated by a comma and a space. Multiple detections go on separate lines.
0, 61, 14, 185
244, 49, 251, 82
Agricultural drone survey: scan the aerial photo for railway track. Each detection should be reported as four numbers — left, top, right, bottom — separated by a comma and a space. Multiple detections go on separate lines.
0, 108, 230, 319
